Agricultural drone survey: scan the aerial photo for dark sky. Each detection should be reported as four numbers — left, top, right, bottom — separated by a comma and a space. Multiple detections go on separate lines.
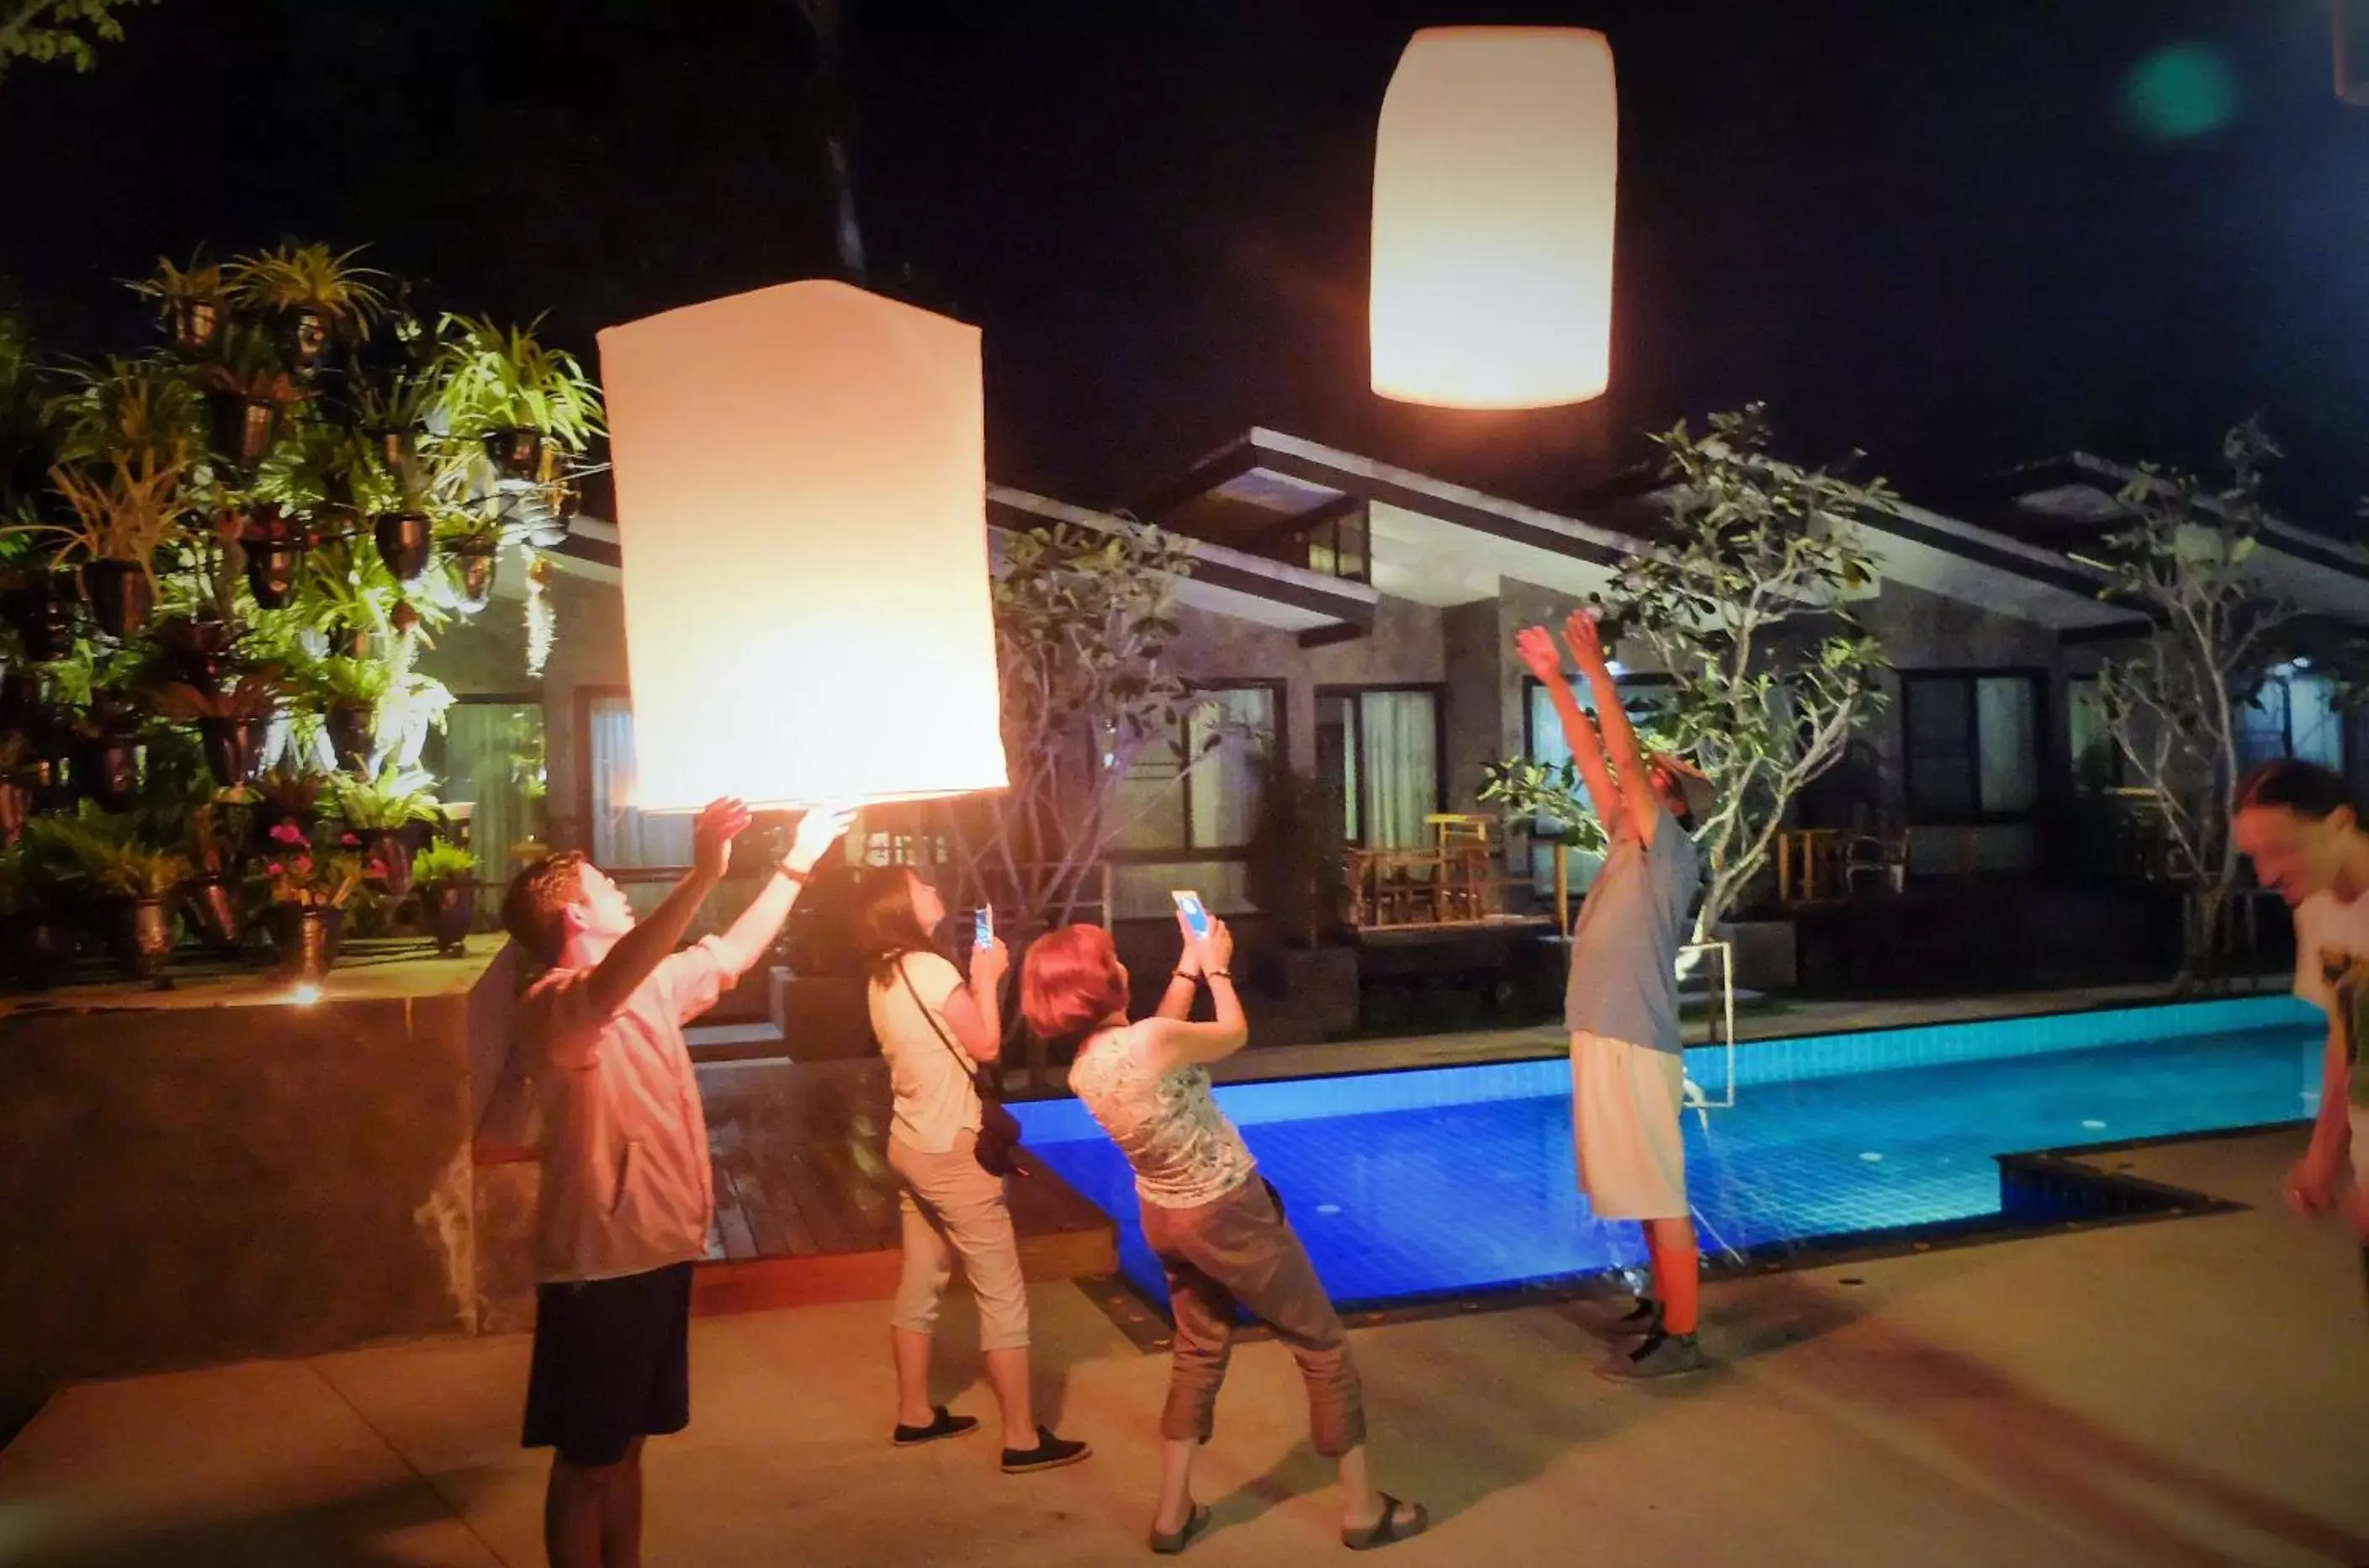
3, 1, 2366, 527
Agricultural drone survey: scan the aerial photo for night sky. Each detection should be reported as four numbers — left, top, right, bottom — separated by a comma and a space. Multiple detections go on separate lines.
3, 1, 2365, 527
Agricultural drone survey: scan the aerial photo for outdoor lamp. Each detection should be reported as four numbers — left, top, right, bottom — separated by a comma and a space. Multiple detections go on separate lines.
597, 281, 1007, 809
1370, 26, 1618, 409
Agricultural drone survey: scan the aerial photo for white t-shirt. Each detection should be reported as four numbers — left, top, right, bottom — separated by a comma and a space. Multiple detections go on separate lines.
2287, 890, 2369, 1184
867, 951, 983, 1154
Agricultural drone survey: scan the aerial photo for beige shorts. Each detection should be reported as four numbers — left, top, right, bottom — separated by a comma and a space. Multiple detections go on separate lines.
1571, 1030, 1689, 1221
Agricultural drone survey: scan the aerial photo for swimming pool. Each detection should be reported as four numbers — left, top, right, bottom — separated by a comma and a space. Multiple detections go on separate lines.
1011, 996, 2325, 1310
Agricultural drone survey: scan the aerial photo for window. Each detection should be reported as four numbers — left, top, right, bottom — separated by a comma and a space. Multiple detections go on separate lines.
1318, 686, 1442, 848
2066, 675, 2123, 794
1523, 674, 1677, 774
1901, 672, 2043, 822
584, 693, 696, 867
419, 698, 547, 890
2239, 669, 2343, 772
1303, 506, 1370, 584
1106, 684, 1279, 855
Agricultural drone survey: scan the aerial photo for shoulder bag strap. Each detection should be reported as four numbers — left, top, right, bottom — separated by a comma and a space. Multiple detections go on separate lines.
897, 954, 990, 1091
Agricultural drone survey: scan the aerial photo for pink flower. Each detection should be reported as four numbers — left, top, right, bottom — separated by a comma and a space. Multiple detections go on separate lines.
265, 862, 284, 877
269, 823, 306, 846
340, 833, 360, 847
292, 856, 314, 877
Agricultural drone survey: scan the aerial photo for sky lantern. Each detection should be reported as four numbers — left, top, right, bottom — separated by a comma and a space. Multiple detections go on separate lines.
597, 281, 1008, 810
1370, 26, 1619, 410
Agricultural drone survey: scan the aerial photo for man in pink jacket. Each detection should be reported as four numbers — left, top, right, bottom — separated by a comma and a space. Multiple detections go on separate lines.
502, 797, 852, 1568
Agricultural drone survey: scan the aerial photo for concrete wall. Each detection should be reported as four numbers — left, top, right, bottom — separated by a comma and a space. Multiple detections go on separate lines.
0, 961, 509, 1406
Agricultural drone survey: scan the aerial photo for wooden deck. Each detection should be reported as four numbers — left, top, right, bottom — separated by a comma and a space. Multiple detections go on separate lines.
691, 1058, 1117, 1317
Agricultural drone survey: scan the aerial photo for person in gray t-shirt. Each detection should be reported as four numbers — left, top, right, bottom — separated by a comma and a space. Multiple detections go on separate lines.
1518, 609, 1709, 1380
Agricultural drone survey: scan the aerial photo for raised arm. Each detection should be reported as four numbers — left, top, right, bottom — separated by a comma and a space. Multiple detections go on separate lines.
940, 935, 1010, 1062
1140, 917, 1245, 1071
708, 804, 857, 980
584, 797, 747, 1017
1154, 908, 1204, 1020
1515, 625, 1624, 838
1565, 609, 1661, 847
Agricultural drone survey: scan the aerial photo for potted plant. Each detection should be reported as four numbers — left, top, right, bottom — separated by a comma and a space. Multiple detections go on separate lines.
437, 508, 501, 611
0, 567, 76, 660
149, 665, 286, 788
252, 760, 330, 846
230, 242, 388, 376
67, 694, 143, 813
374, 508, 433, 582
256, 818, 363, 979
195, 327, 302, 469
35, 811, 189, 978
27, 449, 188, 638
0, 841, 70, 989
330, 765, 437, 896
237, 505, 305, 608
126, 252, 230, 354
411, 839, 478, 954
181, 801, 248, 956
309, 654, 391, 771
435, 315, 603, 480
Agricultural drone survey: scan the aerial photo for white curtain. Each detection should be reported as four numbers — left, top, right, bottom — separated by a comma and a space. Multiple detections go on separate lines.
590, 697, 696, 867
1359, 690, 1438, 849
1974, 677, 2038, 814
1188, 687, 1274, 850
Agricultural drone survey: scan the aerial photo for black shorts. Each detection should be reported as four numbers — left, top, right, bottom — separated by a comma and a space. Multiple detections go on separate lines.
522, 1262, 694, 1467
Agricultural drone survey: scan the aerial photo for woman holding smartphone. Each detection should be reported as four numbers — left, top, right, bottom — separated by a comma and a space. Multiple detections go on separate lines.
852, 867, 1089, 1474
1020, 909, 1427, 1555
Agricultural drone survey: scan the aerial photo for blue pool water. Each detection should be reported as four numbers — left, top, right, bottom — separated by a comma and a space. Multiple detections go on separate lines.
1012, 997, 2325, 1310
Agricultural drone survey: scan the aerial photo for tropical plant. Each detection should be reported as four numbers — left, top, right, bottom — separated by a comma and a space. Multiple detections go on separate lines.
47, 355, 200, 468
125, 251, 225, 313
435, 315, 604, 451
28, 808, 188, 897
308, 652, 395, 712
27, 447, 188, 569
2087, 421, 2297, 983
255, 818, 364, 908
329, 765, 437, 829
411, 839, 477, 887
230, 242, 389, 328
192, 324, 301, 410
1501, 406, 1890, 939
0, 0, 155, 80
252, 760, 330, 816
935, 518, 1241, 934
146, 665, 285, 723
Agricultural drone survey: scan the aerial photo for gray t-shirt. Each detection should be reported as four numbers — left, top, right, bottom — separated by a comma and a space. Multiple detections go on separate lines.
1563, 808, 1703, 1052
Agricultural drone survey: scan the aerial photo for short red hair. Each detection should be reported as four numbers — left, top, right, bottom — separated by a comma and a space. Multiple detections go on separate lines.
1020, 924, 1129, 1041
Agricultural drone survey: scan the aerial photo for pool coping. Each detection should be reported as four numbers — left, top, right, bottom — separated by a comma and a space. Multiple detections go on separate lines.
1068, 1120, 2292, 1353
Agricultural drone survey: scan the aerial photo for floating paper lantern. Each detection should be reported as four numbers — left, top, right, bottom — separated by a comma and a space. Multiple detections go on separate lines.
597, 281, 1007, 810
1370, 26, 1618, 409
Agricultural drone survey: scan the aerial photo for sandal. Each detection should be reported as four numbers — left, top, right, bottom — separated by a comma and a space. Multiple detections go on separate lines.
1149, 1501, 1212, 1555
1343, 1494, 1429, 1552
892, 1406, 978, 1448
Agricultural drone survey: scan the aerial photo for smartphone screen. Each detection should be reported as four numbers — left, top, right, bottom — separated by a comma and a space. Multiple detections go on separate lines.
1171, 889, 1211, 939
973, 906, 994, 948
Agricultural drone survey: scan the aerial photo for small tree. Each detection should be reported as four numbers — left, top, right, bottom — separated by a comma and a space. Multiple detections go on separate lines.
1489, 407, 1890, 938
0, 1, 154, 80
2091, 421, 2292, 984
935, 519, 1252, 935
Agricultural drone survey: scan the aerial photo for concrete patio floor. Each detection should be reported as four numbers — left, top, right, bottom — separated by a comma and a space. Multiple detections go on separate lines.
3, 1127, 2365, 1568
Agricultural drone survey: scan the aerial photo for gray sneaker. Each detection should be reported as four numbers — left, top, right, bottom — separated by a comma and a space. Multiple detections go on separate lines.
1598, 1329, 1705, 1380
1582, 1296, 1662, 1341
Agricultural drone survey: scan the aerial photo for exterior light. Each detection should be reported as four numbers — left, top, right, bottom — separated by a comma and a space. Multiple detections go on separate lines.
289, 983, 322, 1006
1370, 26, 1619, 409
597, 281, 1008, 809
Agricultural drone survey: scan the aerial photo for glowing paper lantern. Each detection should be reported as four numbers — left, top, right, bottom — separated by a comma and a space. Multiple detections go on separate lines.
597, 281, 1007, 809
1370, 26, 1618, 409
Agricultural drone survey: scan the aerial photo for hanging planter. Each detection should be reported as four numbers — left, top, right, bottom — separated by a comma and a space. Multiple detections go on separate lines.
288, 308, 331, 374
326, 702, 374, 773
183, 877, 246, 957
109, 895, 177, 979
483, 428, 546, 481
373, 511, 434, 581
208, 394, 280, 469
244, 536, 304, 608
452, 538, 498, 612
168, 297, 222, 353
197, 716, 272, 788
420, 880, 476, 955
2, 574, 74, 661
78, 737, 140, 812
82, 560, 155, 640
269, 903, 343, 981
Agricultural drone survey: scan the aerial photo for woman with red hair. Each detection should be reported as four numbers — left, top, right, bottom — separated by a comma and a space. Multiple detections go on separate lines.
1020, 914, 1427, 1555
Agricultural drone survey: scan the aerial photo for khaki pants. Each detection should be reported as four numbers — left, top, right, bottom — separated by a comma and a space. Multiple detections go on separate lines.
1141, 1177, 1365, 1459
888, 1132, 1031, 1353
